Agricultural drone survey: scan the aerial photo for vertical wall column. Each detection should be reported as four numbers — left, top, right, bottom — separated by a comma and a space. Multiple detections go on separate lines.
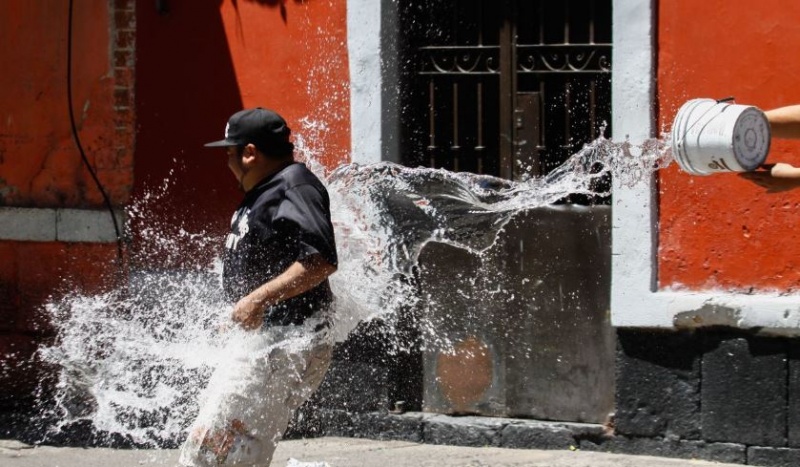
347, 0, 383, 165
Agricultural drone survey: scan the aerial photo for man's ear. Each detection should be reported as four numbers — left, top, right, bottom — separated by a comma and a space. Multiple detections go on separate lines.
241, 144, 258, 164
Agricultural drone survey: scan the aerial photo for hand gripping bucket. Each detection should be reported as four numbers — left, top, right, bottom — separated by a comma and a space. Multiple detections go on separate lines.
671, 98, 771, 175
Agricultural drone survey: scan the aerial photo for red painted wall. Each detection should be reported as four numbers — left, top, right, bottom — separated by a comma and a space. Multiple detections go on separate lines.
658, 0, 800, 292
0, 0, 135, 403
0, 1, 133, 207
133, 0, 350, 267
0, 0, 351, 404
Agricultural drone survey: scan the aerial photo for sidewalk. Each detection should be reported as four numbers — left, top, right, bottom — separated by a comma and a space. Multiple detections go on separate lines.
1, 436, 746, 467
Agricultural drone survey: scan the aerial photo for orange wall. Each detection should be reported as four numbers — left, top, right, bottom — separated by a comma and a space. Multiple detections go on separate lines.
0, 0, 133, 208
0, 0, 350, 297
0, 0, 351, 403
0, 0, 135, 403
133, 0, 350, 264
658, 0, 800, 292
219, 0, 351, 170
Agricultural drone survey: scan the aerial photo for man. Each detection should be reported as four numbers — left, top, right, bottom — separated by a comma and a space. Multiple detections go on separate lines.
741, 104, 800, 191
179, 108, 338, 467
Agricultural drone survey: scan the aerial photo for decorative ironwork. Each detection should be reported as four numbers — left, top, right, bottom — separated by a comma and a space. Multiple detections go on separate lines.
401, 0, 612, 183
517, 45, 611, 74
419, 46, 501, 76
420, 45, 610, 76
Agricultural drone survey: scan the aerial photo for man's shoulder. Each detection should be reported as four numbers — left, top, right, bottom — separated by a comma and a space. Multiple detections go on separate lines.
280, 163, 326, 190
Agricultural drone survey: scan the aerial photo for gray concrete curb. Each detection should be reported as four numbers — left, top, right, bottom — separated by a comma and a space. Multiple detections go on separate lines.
291, 410, 756, 465
0, 436, 750, 467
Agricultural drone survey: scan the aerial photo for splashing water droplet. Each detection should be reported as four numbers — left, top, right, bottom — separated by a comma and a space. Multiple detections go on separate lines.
33, 130, 672, 445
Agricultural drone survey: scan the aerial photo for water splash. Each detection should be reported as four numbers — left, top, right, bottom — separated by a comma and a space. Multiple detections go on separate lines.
31, 134, 671, 446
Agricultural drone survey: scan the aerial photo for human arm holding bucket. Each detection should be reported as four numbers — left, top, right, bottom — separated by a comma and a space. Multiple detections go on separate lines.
765, 105, 800, 139
231, 254, 337, 330
738, 106, 800, 191
740, 163, 800, 192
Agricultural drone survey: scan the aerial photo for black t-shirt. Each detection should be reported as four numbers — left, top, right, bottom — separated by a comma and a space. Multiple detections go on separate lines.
222, 162, 337, 326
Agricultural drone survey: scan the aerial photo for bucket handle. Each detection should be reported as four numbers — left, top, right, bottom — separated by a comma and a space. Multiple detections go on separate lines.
716, 96, 735, 104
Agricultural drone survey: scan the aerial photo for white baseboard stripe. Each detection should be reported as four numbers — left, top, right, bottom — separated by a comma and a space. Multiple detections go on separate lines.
0, 207, 124, 243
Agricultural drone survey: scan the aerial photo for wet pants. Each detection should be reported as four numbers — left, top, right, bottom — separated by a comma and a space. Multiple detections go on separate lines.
179, 318, 333, 467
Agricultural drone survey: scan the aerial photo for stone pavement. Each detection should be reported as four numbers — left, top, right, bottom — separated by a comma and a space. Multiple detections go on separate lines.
0, 436, 747, 467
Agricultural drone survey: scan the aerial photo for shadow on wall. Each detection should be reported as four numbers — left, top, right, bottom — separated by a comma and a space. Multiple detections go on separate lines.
234, 0, 310, 23
135, 0, 326, 270
133, 1, 245, 269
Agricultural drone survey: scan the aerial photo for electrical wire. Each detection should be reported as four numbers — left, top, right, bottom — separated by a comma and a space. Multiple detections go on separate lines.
67, 0, 124, 261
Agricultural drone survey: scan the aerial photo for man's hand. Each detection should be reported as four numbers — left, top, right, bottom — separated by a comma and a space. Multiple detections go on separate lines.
231, 296, 264, 330
228, 254, 337, 331
740, 163, 800, 193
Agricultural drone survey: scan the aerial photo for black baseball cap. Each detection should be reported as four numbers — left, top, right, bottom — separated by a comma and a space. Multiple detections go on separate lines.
205, 107, 293, 153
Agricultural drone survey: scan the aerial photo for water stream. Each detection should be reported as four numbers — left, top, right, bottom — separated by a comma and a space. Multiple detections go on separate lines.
31, 133, 671, 446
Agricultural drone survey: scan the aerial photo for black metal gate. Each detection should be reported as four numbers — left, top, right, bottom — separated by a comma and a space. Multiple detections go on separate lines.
398, 0, 612, 181
395, 0, 617, 423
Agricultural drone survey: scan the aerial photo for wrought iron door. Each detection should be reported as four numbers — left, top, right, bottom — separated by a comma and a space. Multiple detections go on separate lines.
398, 0, 612, 181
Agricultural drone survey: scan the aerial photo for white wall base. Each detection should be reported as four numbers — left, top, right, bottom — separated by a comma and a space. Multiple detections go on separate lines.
0, 207, 123, 243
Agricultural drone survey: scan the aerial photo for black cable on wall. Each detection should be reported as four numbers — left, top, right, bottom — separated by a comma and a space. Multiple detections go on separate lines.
67, 0, 124, 261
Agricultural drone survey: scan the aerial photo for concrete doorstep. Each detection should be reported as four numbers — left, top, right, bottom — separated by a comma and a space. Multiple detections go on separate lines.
0, 436, 749, 467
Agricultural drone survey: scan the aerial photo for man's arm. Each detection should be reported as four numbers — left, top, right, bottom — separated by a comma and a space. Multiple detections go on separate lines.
231, 254, 337, 330
765, 105, 800, 139
740, 162, 800, 193
738, 106, 800, 191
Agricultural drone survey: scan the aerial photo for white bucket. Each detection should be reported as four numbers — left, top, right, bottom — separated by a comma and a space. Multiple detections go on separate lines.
670, 98, 771, 175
